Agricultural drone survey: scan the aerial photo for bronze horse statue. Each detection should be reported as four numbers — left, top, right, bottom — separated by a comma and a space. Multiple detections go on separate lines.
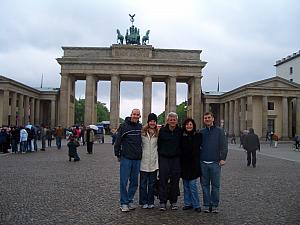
117, 29, 124, 44
142, 30, 150, 45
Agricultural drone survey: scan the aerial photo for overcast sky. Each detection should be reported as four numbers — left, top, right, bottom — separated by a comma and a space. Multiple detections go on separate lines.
1, 0, 299, 118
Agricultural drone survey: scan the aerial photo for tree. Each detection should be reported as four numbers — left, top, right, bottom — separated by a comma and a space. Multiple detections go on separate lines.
74, 98, 85, 125
96, 102, 110, 122
74, 99, 110, 124
156, 101, 187, 126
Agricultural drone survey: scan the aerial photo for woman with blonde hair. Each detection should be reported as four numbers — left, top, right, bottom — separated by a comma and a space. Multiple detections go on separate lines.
139, 113, 159, 209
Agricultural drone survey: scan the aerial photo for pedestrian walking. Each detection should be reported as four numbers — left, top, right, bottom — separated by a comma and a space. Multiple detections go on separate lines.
139, 113, 159, 209
273, 133, 279, 148
157, 112, 182, 211
40, 126, 47, 151
19, 126, 28, 153
10, 126, 20, 153
85, 126, 95, 154
180, 118, 202, 213
200, 112, 228, 213
243, 128, 260, 168
114, 109, 142, 212
230, 133, 236, 144
46, 127, 52, 147
54, 125, 64, 149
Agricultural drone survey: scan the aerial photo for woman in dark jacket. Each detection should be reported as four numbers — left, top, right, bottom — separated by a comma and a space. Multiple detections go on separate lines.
180, 118, 202, 212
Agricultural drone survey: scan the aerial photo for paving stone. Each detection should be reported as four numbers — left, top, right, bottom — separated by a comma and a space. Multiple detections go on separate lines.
0, 142, 299, 225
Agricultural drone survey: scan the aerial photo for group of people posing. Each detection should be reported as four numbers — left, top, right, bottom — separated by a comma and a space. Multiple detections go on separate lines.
114, 109, 228, 214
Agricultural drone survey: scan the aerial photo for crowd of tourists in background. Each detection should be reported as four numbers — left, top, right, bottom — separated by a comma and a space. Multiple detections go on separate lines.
0, 123, 106, 155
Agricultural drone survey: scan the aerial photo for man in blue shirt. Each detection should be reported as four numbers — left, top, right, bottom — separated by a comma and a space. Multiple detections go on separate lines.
200, 112, 228, 213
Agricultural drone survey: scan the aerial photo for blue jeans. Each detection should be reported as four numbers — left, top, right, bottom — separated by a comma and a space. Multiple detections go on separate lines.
11, 139, 18, 153
27, 139, 32, 151
200, 161, 221, 207
20, 141, 27, 152
139, 170, 157, 205
56, 137, 62, 149
120, 157, 141, 205
33, 139, 38, 151
183, 179, 201, 208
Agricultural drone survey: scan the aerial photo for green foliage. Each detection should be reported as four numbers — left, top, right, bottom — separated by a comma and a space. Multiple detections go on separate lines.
156, 101, 187, 126
74, 99, 85, 125
176, 102, 188, 126
74, 99, 110, 124
157, 112, 165, 125
96, 102, 110, 122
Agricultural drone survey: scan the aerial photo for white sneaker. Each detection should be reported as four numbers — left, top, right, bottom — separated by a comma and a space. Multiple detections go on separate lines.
120, 204, 130, 212
148, 204, 154, 209
128, 203, 136, 210
142, 204, 148, 209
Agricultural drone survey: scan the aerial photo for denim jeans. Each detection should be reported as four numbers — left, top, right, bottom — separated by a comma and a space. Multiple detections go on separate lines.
183, 179, 201, 208
20, 141, 27, 152
120, 157, 141, 205
33, 139, 38, 151
139, 170, 157, 205
56, 137, 62, 149
27, 139, 32, 152
200, 161, 221, 207
11, 139, 18, 153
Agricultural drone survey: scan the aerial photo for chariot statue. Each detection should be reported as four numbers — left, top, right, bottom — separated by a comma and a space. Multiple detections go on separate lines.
142, 30, 150, 45
116, 14, 150, 45
116, 29, 124, 44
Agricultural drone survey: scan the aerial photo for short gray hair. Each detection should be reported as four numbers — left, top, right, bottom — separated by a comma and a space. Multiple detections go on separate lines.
167, 112, 178, 120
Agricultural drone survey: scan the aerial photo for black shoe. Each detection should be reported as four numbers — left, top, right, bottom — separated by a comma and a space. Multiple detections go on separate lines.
194, 207, 201, 213
247, 164, 250, 167
182, 205, 193, 210
253, 165, 256, 168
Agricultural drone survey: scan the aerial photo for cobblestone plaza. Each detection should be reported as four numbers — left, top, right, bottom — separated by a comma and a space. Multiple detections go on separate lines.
0, 141, 299, 225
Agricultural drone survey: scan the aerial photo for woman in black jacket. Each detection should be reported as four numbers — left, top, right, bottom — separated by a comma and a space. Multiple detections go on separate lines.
180, 118, 202, 212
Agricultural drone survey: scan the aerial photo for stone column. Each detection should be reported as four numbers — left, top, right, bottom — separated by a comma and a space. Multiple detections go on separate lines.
247, 96, 253, 129
282, 97, 288, 140
30, 98, 35, 125
187, 77, 202, 128
262, 96, 268, 138
35, 99, 40, 125
224, 102, 229, 132
85, 75, 97, 125
205, 103, 210, 113
229, 100, 234, 135
24, 96, 29, 125
94, 81, 98, 124
142, 76, 152, 124
59, 73, 71, 128
51, 100, 56, 128
110, 74, 120, 129
11, 92, 17, 126
297, 96, 300, 135
234, 99, 240, 136
240, 97, 246, 132
220, 103, 224, 125
288, 99, 293, 138
69, 78, 76, 126
2, 90, 9, 126
165, 76, 176, 116
19, 94, 24, 126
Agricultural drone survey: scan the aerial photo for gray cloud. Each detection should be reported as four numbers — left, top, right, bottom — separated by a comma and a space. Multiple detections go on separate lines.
1, 0, 299, 117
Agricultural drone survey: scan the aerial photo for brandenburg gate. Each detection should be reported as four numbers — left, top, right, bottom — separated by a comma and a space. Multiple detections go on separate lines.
56, 17, 206, 129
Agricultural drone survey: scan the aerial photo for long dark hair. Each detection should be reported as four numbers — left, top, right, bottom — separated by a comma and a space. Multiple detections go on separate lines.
182, 118, 196, 133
